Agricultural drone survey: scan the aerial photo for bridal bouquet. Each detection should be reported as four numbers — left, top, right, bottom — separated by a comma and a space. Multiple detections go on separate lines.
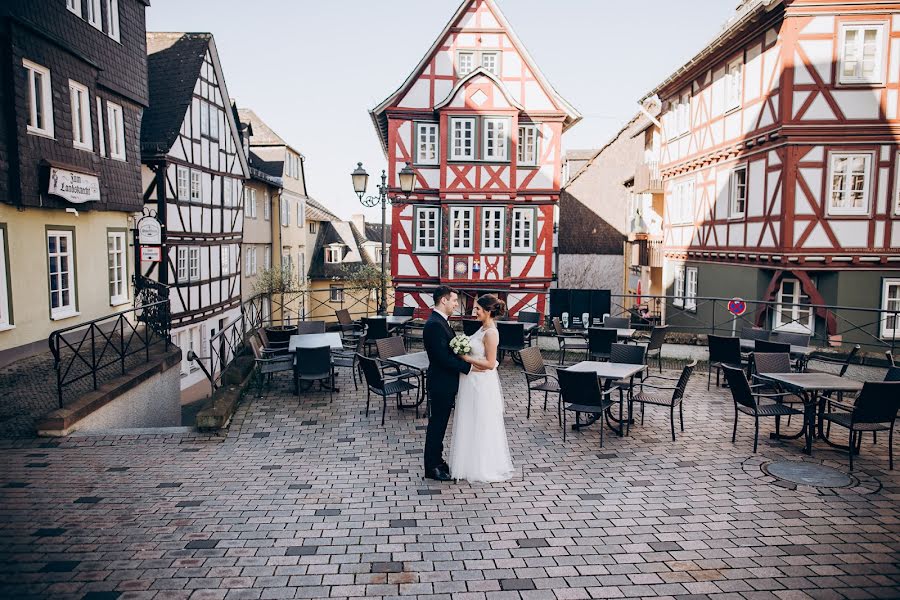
449, 334, 472, 356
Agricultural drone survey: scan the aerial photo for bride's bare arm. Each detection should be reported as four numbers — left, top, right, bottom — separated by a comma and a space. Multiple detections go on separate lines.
462, 329, 499, 370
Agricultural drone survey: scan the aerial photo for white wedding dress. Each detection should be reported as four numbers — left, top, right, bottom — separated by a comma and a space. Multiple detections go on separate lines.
448, 326, 515, 483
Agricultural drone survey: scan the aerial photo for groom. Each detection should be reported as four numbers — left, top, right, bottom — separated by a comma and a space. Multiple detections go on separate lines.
422, 286, 474, 481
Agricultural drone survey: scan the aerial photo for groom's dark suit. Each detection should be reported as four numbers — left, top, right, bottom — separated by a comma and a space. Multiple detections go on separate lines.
423, 310, 471, 471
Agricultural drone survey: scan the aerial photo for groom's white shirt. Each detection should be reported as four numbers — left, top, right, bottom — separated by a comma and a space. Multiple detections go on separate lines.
435, 309, 450, 322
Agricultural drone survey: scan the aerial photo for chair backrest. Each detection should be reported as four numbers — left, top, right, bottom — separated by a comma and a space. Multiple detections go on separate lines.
552, 317, 565, 336
249, 335, 263, 360
852, 381, 900, 424
335, 309, 353, 326
838, 345, 861, 377
771, 331, 810, 347
376, 336, 406, 360
498, 321, 526, 348
393, 306, 415, 317
603, 316, 630, 329
362, 317, 389, 340
887, 350, 897, 367
754, 339, 790, 354
752, 352, 791, 375
357, 354, 385, 390
610, 342, 645, 365
741, 326, 770, 342
519, 346, 546, 377
558, 368, 606, 409
708, 335, 742, 364
587, 328, 617, 354
296, 321, 326, 335
884, 366, 900, 382
462, 318, 482, 337
517, 311, 541, 324
672, 360, 698, 402
647, 326, 668, 351
721, 364, 757, 410
294, 346, 331, 377
257, 328, 272, 348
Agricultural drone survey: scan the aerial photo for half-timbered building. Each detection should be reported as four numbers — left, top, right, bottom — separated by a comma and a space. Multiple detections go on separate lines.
371, 0, 580, 318
648, 0, 900, 341
142, 32, 248, 389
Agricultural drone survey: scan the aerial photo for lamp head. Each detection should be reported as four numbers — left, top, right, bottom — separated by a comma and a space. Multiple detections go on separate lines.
351, 162, 369, 199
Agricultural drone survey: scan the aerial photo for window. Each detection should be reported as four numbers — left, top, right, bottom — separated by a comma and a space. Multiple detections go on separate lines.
512, 208, 535, 253
677, 92, 690, 135
190, 170, 201, 201
96, 97, 106, 157
47, 230, 77, 319
106, 101, 125, 160
325, 246, 342, 264
450, 117, 475, 160
483, 118, 508, 161
774, 278, 813, 333
208, 104, 218, 141
829, 153, 871, 215
481, 207, 504, 253
330, 286, 344, 303
416, 123, 439, 165
223, 178, 232, 207
246, 188, 257, 218
106, 0, 120, 41
263, 190, 270, 220
725, 58, 743, 110
673, 266, 685, 308
282, 250, 292, 273
449, 207, 474, 253
881, 279, 900, 338
200, 101, 209, 136
87, 0, 101, 29
414, 206, 440, 252
685, 267, 698, 312
518, 124, 539, 166
24, 60, 53, 137
175, 166, 188, 199
69, 80, 91, 151
297, 201, 303, 227
188, 247, 200, 281
177, 247, 188, 282
729, 166, 747, 217
221, 245, 230, 276
107, 231, 127, 305
481, 51, 499, 75
280, 197, 289, 226
67, 0, 82, 16
285, 152, 300, 178
0, 227, 11, 329
458, 51, 474, 76
840, 25, 884, 84
670, 179, 695, 225
245, 246, 257, 275
264, 246, 271, 270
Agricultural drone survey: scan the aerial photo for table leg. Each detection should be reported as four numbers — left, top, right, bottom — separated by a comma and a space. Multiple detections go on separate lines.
803, 392, 815, 455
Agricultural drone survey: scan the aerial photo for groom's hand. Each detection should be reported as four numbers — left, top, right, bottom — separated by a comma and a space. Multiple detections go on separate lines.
471, 365, 486, 372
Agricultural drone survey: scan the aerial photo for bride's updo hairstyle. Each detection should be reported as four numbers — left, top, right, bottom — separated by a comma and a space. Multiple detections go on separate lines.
477, 294, 507, 318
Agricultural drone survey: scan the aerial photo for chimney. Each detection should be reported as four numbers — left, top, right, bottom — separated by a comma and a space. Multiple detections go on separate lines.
351, 213, 366, 236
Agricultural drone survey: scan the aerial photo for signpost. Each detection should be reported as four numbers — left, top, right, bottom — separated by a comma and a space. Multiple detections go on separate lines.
728, 297, 747, 336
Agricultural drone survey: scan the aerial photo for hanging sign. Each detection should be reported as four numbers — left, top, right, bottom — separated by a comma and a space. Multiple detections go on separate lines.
728, 297, 748, 316
49, 167, 100, 204
138, 216, 162, 245
141, 246, 162, 262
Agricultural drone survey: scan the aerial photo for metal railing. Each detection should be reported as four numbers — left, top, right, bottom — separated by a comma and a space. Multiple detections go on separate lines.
48, 279, 170, 408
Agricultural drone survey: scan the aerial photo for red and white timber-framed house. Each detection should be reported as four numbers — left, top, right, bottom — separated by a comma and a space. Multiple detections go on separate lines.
370, 0, 580, 319
646, 0, 900, 343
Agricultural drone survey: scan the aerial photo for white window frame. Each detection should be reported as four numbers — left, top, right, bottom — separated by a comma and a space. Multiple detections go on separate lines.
0, 228, 11, 329
330, 285, 344, 303
297, 201, 303, 227
108, 231, 128, 306
517, 124, 539, 166
176, 166, 189, 200
24, 60, 53, 138
247, 188, 257, 218
47, 229, 77, 320
880, 279, 900, 339
511, 207, 535, 254
200, 100, 209, 136
106, 101, 126, 161
208, 104, 219, 141
69, 80, 92, 151
106, 0, 120, 41
685, 267, 698, 312
263, 190, 270, 221
414, 206, 440, 253
839, 24, 885, 85
725, 57, 743, 111
280, 197, 290, 226
188, 247, 200, 282
729, 165, 747, 218
416, 122, 439, 165
86, 0, 101, 29
190, 169, 201, 202
177, 247, 188, 283
449, 207, 474, 254
245, 246, 257, 276
264, 246, 271, 270
96, 96, 106, 157
221, 245, 230, 276
223, 177, 232, 207
325, 246, 342, 264
457, 51, 474, 76
672, 266, 685, 308
774, 278, 813, 333
480, 51, 500, 75
449, 117, 476, 161
309, 221, 317, 234
481, 207, 504, 254
670, 179, 695, 225
675, 92, 690, 137
828, 152, 871, 216
67, 0, 82, 17
482, 117, 509, 162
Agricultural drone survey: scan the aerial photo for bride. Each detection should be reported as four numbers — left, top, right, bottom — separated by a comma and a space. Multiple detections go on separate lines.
448, 294, 515, 483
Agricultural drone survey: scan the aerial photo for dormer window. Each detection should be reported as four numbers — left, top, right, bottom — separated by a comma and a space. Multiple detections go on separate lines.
325, 245, 343, 264
458, 51, 474, 76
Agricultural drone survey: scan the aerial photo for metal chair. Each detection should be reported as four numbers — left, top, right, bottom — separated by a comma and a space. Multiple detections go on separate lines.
393, 306, 415, 317
497, 322, 526, 364
771, 331, 811, 347
707, 335, 742, 390
741, 326, 770, 342
462, 318, 482, 337
823, 381, 900, 470
558, 368, 616, 447
256, 327, 290, 355
519, 346, 560, 420
249, 335, 293, 394
807, 345, 861, 377
639, 326, 667, 373
603, 316, 630, 329
587, 327, 617, 362
631, 360, 697, 441
296, 321, 326, 335
362, 317, 390, 355
754, 339, 791, 354
517, 311, 541, 346
335, 309, 364, 341
332, 334, 364, 390
609, 343, 647, 421
357, 354, 416, 425
553, 317, 587, 365
376, 337, 420, 383
722, 364, 802, 453
402, 321, 425, 350
751, 352, 803, 424
294, 346, 334, 402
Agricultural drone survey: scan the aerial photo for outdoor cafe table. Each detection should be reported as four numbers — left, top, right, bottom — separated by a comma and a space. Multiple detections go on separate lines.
288, 332, 343, 352
565, 361, 647, 435
384, 351, 429, 414
497, 320, 538, 335
739, 338, 813, 358
756, 371, 863, 455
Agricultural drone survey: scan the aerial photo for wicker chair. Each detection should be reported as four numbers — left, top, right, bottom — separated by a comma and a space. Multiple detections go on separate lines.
335, 309, 364, 341
558, 368, 616, 447
638, 326, 667, 373
519, 346, 560, 420
517, 311, 541, 346
332, 334, 364, 390
294, 346, 334, 402
707, 335, 742, 390
393, 306, 415, 317
722, 364, 802, 453
603, 316, 630, 329
357, 354, 416, 425
631, 360, 697, 441
376, 337, 420, 384
296, 321, 326, 335
741, 326, 770, 342
823, 381, 900, 470
587, 327, 617, 362
249, 335, 293, 394
553, 317, 588, 365
754, 339, 791, 355
462, 318, 482, 337
362, 317, 390, 356
497, 321, 526, 364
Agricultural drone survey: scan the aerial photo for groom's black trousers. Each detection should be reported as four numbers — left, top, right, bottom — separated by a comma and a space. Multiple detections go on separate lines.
424, 389, 454, 471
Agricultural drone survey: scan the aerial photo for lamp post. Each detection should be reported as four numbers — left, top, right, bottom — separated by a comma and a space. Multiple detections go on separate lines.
351, 161, 416, 315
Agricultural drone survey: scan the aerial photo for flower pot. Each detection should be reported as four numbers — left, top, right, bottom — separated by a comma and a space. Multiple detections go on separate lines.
265, 325, 297, 345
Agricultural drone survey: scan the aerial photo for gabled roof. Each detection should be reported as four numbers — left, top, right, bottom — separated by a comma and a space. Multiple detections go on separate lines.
362, 222, 391, 244
564, 112, 643, 189
309, 221, 369, 279
433, 67, 524, 111
305, 197, 340, 222
370, 0, 581, 155
238, 108, 294, 149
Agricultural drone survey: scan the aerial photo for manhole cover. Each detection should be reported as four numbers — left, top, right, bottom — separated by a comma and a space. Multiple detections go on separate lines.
763, 460, 854, 488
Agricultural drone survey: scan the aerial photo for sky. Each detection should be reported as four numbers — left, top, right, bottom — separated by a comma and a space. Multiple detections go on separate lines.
146, 0, 738, 222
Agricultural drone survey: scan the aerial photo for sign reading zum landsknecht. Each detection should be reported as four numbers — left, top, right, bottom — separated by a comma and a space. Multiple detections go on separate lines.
49, 167, 100, 204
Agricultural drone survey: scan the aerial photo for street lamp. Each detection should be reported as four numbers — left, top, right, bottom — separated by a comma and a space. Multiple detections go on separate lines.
351, 161, 416, 315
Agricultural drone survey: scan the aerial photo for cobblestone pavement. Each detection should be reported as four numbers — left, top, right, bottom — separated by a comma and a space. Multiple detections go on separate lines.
1, 358, 899, 600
